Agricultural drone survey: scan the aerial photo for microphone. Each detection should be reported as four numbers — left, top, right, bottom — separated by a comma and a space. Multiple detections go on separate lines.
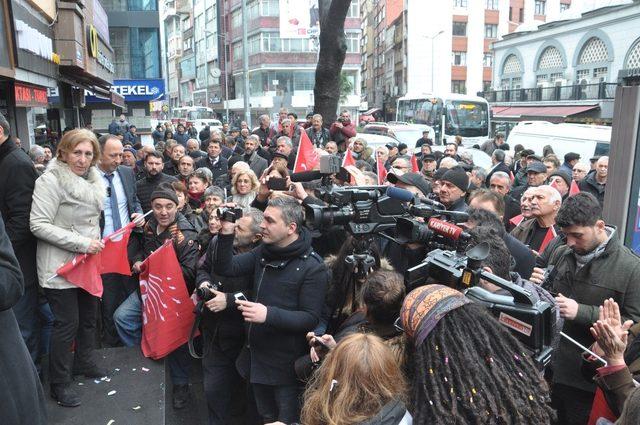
289, 170, 323, 182
427, 217, 468, 241
386, 186, 445, 209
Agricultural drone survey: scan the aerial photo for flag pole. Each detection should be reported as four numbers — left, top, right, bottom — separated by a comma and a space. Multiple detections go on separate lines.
47, 210, 154, 282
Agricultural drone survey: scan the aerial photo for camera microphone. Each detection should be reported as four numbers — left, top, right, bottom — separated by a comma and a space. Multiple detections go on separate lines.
386, 186, 445, 209
427, 217, 468, 241
290, 170, 324, 182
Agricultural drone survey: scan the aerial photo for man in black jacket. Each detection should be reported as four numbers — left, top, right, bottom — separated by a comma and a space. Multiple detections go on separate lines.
0, 113, 41, 366
197, 208, 264, 425
214, 196, 329, 424
114, 183, 198, 409
136, 151, 177, 212
196, 139, 229, 183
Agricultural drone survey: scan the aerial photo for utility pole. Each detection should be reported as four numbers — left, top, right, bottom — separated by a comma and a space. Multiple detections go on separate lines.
241, 0, 251, 127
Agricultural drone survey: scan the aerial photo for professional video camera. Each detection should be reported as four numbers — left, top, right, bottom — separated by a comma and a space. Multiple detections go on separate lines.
217, 207, 243, 223
406, 237, 554, 368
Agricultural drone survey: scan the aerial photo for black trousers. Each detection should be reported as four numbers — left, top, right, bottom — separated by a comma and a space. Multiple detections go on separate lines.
44, 288, 99, 384
101, 273, 136, 346
551, 383, 595, 425
252, 382, 301, 424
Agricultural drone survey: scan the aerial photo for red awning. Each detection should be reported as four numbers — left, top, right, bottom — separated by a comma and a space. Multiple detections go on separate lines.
491, 105, 599, 118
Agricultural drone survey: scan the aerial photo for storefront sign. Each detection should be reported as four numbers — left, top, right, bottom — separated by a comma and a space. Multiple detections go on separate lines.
87, 25, 114, 73
15, 83, 49, 107
15, 19, 60, 64
85, 79, 165, 103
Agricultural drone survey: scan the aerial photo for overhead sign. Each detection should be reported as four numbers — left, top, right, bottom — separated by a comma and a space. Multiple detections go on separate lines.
85, 79, 165, 103
87, 25, 114, 73
279, 0, 319, 39
14, 19, 60, 64
15, 83, 49, 107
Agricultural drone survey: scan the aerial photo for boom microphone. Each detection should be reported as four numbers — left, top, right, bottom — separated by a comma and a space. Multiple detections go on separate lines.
427, 217, 468, 241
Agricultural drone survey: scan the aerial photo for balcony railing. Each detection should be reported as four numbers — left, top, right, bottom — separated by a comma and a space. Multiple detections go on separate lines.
480, 83, 618, 103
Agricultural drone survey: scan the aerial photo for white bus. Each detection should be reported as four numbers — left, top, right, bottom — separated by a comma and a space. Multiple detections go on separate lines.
170, 107, 222, 133
396, 93, 490, 146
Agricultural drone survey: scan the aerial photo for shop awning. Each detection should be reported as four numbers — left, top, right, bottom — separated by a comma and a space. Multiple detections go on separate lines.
491, 104, 600, 118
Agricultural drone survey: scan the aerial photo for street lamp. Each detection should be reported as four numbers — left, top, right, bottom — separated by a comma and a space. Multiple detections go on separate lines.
426, 30, 445, 93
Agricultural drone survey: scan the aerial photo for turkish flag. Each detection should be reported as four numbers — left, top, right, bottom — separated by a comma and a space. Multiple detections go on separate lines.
293, 129, 320, 173
410, 154, 420, 173
570, 180, 581, 196
139, 240, 197, 360
509, 214, 524, 227
56, 253, 103, 298
101, 222, 136, 275
549, 179, 563, 197
342, 149, 356, 168
377, 157, 388, 185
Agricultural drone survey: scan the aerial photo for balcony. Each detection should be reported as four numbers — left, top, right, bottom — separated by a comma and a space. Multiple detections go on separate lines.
480, 83, 617, 103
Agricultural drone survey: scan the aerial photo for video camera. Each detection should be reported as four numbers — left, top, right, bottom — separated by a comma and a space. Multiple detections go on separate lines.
406, 242, 554, 368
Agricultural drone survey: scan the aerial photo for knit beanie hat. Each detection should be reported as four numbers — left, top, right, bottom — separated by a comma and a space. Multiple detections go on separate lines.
441, 167, 469, 192
433, 167, 448, 181
151, 182, 179, 205
549, 170, 571, 188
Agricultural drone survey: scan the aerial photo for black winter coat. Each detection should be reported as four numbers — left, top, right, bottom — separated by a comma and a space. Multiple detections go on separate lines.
214, 229, 329, 385
135, 172, 177, 213
0, 216, 47, 425
578, 170, 606, 206
196, 156, 229, 183
0, 138, 39, 288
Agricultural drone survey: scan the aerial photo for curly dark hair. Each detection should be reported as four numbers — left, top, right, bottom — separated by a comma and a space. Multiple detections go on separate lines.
408, 303, 556, 424
361, 270, 405, 325
468, 226, 511, 280
556, 192, 602, 228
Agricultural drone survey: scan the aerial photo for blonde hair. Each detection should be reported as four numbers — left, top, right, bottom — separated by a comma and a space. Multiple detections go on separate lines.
231, 169, 260, 195
301, 333, 407, 425
56, 129, 100, 166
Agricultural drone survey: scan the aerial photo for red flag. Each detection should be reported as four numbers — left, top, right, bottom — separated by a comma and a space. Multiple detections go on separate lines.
570, 180, 581, 196
410, 154, 419, 173
377, 156, 388, 185
139, 240, 196, 360
539, 226, 558, 254
56, 253, 103, 298
509, 214, 524, 227
293, 129, 319, 173
101, 222, 136, 275
587, 387, 617, 425
509, 171, 515, 184
549, 179, 563, 196
342, 149, 356, 167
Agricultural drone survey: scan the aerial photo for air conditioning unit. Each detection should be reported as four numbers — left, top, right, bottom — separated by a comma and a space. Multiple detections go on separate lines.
537, 82, 550, 89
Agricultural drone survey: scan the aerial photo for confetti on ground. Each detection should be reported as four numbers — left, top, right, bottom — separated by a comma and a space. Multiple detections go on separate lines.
108, 390, 117, 396
94, 380, 101, 384
115, 368, 120, 372
141, 367, 149, 372
132, 368, 136, 371
132, 406, 141, 410
101, 377, 108, 381
78, 383, 84, 386
107, 421, 115, 425
105, 378, 111, 382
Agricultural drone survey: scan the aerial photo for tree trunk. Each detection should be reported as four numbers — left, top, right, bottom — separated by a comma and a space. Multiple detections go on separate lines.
313, 0, 351, 126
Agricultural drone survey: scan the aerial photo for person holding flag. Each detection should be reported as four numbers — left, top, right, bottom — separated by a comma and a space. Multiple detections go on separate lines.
96, 134, 145, 347
30, 129, 107, 407
113, 182, 199, 410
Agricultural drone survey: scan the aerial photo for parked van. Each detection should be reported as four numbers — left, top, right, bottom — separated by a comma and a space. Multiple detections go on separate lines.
506, 121, 611, 161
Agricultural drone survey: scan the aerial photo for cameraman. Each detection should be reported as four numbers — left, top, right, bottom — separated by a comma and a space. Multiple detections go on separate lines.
214, 196, 329, 424
196, 208, 264, 425
540, 193, 640, 425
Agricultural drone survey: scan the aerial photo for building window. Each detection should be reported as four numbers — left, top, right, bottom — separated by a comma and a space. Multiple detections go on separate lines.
347, 0, 359, 18
452, 51, 466, 66
483, 53, 493, 67
576, 69, 590, 82
100, 0, 127, 11
206, 6, 215, 23
262, 32, 281, 52
536, 74, 548, 85
260, 0, 279, 17
248, 34, 260, 54
109, 27, 131, 78
560, 3, 570, 12
484, 24, 497, 38
502, 54, 522, 74
346, 33, 359, 53
232, 43, 242, 61
129, 0, 157, 11
578, 37, 609, 65
537, 46, 565, 70
282, 38, 307, 52
293, 71, 315, 91
452, 22, 467, 36
129, 28, 160, 79
231, 10, 242, 28
534, 0, 546, 15
626, 39, 640, 69
485, 0, 498, 10
593, 67, 608, 80
454, 0, 467, 8
550, 72, 564, 82
451, 80, 466, 94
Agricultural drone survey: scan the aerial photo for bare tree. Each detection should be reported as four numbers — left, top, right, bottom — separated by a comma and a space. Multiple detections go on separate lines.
313, 0, 352, 126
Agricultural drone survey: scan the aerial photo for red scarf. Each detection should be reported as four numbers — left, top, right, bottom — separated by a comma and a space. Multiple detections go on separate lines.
188, 191, 205, 208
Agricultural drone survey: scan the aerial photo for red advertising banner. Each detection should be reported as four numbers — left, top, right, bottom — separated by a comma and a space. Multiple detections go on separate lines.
14, 83, 49, 107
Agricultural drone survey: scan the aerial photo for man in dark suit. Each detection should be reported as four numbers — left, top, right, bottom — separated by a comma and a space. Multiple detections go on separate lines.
0, 113, 41, 366
97, 134, 145, 346
485, 149, 511, 186
196, 139, 229, 183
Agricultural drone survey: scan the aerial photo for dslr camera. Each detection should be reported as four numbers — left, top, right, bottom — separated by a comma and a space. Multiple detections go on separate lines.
217, 207, 243, 223
195, 281, 221, 302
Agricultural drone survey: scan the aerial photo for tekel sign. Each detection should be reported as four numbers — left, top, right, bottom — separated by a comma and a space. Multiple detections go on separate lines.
85, 79, 165, 103
15, 83, 49, 107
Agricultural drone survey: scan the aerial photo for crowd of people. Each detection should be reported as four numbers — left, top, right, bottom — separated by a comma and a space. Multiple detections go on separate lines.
1, 106, 639, 425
